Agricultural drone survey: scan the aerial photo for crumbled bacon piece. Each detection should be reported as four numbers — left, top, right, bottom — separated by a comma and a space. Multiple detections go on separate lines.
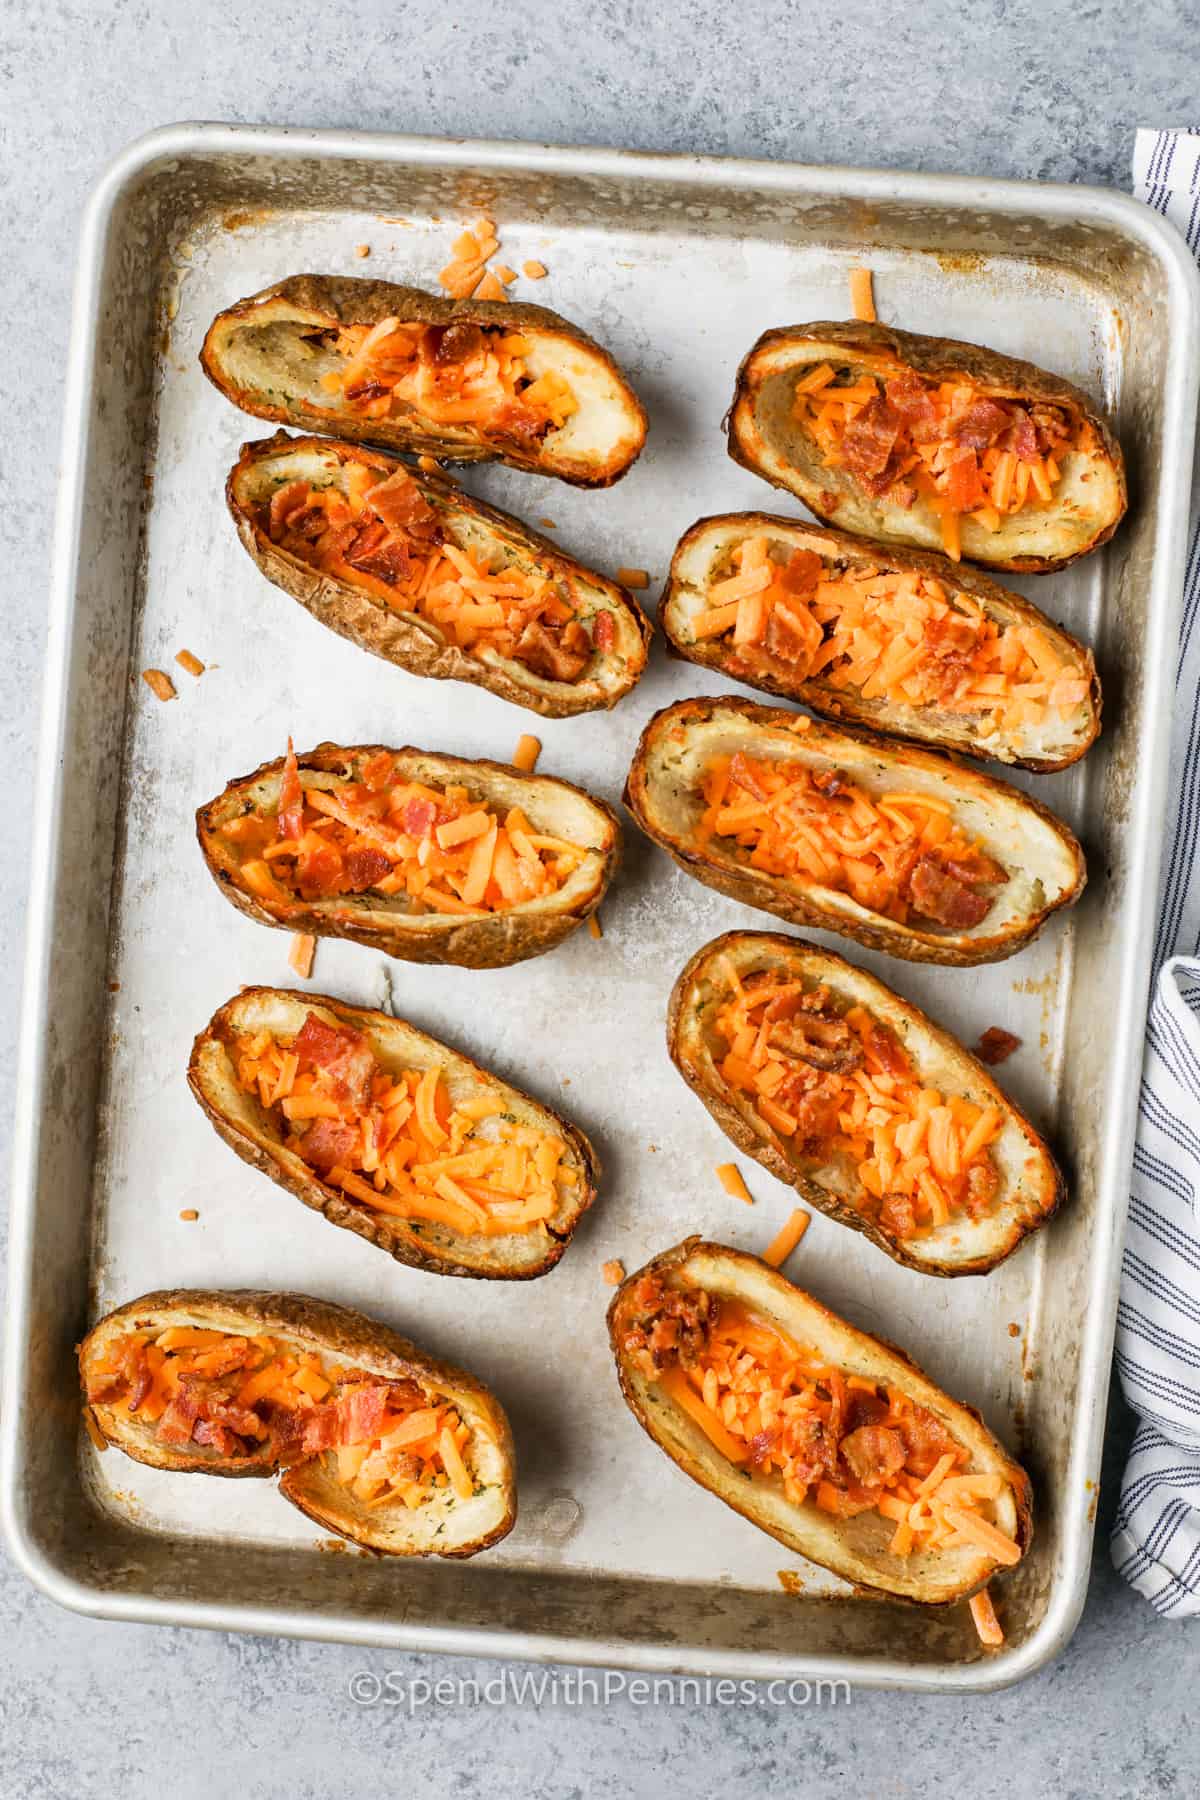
299, 1116, 361, 1172
977, 1026, 1021, 1066
278, 739, 305, 842
366, 472, 439, 538
293, 1014, 376, 1106
344, 846, 392, 892
840, 1424, 906, 1488
906, 855, 996, 929
513, 618, 590, 682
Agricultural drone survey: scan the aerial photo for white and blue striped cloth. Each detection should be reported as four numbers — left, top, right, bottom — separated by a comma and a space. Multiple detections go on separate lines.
1110, 128, 1200, 1614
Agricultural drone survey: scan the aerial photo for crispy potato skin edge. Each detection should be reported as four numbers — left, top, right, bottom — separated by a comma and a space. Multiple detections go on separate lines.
623, 694, 1087, 967
666, 930, 1064, 1276
607, 1238, 1034, 1603
187, 987, 600, 1280
225, 433, 652, 718
726, 319, 1127, 573
196, 741, 621, 968
200, 274, 648, 486
79, 1288, 517, 1556
658, 510, 1102, 771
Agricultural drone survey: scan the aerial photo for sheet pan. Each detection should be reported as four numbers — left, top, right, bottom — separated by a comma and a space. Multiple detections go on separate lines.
3, 124, 1198, 1690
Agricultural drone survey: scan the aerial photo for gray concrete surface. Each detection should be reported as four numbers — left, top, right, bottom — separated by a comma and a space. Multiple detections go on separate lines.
3, 2, 1199, 1795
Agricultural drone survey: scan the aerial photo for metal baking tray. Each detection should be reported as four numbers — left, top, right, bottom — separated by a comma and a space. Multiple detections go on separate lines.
4, 124, 1198, 1691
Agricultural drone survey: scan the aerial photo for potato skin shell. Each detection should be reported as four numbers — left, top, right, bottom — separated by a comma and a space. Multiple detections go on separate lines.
78, 1288, 517, 1557
201, 273, 648, 486
226, 433, 652, 718
624, 694, 1087, 967
667, 930, 1063, 1276
659, 510, 1102, 771
196, 740, 621, 968
608, 1239, 1034, 1603
727, 318, 1127, 573
188, 987, 600, 1280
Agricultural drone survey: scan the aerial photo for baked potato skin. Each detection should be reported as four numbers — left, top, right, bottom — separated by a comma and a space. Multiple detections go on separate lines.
188, 988, 600, 1281
227, 434, 652, 718
201, 274, 648, 486
727, 320, 1127, 573
608, 1240, 1033, 1604
624, 695, 1087, 967
79, 1289, 517, 1557
659, 511, 1102, 771
197, 741, 621, 969
667, 931, 1063, 1276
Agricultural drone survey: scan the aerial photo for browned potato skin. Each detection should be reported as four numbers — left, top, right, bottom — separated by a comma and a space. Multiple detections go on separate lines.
201, 274, 647, 485
624, 695, 1087, 967
668, 931, 1063, 1276
197, 741, 621, 968
659, 511, 1102, 771
608, 1239, 1034, 1603
226, 433, 652, 718
727, 319, 1127, 573
79, 1288, 517, 1557
188, 988, 600, 1280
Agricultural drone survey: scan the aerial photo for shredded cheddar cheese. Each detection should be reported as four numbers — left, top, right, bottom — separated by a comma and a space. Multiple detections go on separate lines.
84, 1325, 475, 1510
688, 533, 1090, 735
219, 743, 585, 919
619, 1277, 1020, 1566
233, 1012, 576, 1239
698, 749, 1010, 932
791, 365, 1090, 560
712, 968, 1004, 1240
260, 464, 612, 684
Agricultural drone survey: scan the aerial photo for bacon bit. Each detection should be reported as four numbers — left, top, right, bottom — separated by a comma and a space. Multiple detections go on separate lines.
523, 261, 548, 280
1007, 1322, 1021, 1338
178, 1208, 199, 1222
849, 266, 876, 322
976, 1026, 1021, 1066
763, 1208, 810, 1267
969, 1586, 1005, 1646
602, 1259, 626, 1286
512, 734, 542, 773
473, 270, 508, 302
587, 913, 603, 940
354, 244, 370, 259
288, 933, 317, 979
142, 668, 176, 702
716, 1162, 754, 1205
616, 566, 651, 590
175, 649, 205, 677
539, 518, 557, 529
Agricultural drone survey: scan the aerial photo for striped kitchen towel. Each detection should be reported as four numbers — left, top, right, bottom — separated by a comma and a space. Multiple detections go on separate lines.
1110, 127, 1200, 1614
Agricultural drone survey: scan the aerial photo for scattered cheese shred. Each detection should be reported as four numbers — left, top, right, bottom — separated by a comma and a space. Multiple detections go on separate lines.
588, 913, 603, 940
288, 933, 316, 979
617, 566, 651, 590
178, 1208, 199, 1222
849, 266, 876, 322
175, 649, 205, 677
523, 260, 548, 280
762, 1208, 810, 1268
602, 1259, 626, 1286
512, 734, 542, 772
969, 1586, 1005, 1646
82, 1409, 109, 1452
142, 668, 176, 702
473, 270, 508, 302
716, 1163, 754, 1205
354, 243, 370, 259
